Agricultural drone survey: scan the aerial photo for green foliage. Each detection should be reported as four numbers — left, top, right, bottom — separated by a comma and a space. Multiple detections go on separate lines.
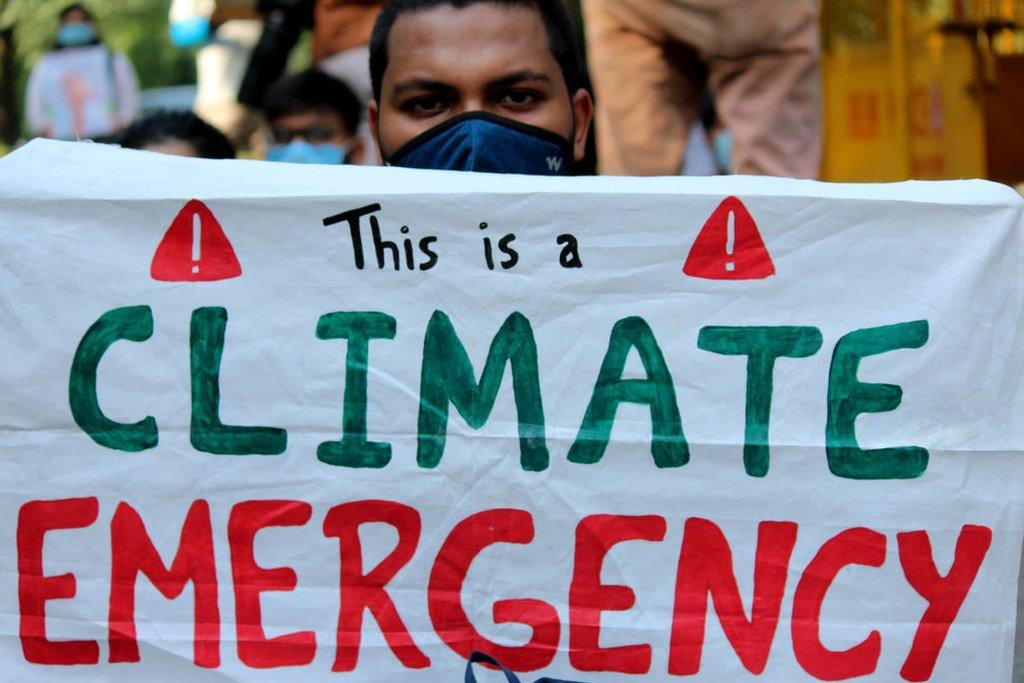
0, 0, 196, 137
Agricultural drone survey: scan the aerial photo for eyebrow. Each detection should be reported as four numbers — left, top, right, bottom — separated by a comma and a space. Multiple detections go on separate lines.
391, 70, 554, 97
391, 79, 457, 97
487, 70, 553, 89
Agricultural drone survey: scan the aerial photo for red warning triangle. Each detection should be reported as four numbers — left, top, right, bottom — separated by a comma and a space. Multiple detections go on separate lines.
683, 196, 775, 280
150, 199, 242, 282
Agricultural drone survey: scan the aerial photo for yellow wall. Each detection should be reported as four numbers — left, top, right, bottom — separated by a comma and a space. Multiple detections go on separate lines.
821, 1, 993, 180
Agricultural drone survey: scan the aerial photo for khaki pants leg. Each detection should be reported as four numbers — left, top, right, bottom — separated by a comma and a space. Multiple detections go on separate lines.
704, 0, 822, 178
583, 0, 704, 175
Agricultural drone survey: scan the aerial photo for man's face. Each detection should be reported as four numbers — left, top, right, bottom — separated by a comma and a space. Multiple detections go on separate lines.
370, 3, 592, 163
267, 109, 364, 164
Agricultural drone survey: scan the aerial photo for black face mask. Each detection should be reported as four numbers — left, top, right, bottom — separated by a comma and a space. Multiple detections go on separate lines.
386, 111, 574, 175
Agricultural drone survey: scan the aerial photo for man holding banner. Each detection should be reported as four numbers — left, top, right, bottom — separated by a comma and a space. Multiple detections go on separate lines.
3, 127, 1024, 681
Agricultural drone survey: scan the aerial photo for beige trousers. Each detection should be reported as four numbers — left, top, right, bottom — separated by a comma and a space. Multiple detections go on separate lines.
583, 0, 822, 177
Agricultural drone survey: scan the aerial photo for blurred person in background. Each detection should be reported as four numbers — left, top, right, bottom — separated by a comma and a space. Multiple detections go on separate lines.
170, 0, 265, 149
313, 0, 382, 109
25, 3, 139, 141
237, 0, 382, 162
313, 0, 385, 163
118, 110, 236, 159
582, 0, 821, 178
262, 68, 365, 164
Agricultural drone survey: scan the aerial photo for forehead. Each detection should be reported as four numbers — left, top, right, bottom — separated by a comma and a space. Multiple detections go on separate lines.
62, 8, 91, 22
143, 139, 198, 158
384, 4, 562, 89
272, 109, 347, 130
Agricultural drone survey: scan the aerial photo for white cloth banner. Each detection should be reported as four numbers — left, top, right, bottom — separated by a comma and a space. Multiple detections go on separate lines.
1, 140, 1023, 682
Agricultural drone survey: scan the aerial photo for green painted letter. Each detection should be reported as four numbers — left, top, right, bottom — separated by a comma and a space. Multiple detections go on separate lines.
826, 320, 929, 479
316, 311, 396, 468
190, 307, 286, 455
417, 311, 547, 471
698, 326, 822, 477
69, 305, 158, 452
569, 316, 687, 468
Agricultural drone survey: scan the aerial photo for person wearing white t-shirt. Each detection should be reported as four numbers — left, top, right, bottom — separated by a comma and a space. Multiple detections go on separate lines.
25, 3, 139, 141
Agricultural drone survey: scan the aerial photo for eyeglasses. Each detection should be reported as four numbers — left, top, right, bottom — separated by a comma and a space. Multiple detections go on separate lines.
268, 125, 340, 145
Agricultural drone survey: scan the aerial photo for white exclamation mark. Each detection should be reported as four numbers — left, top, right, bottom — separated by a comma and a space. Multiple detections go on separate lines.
725, 210, 736, 272
191, 212, 202, 274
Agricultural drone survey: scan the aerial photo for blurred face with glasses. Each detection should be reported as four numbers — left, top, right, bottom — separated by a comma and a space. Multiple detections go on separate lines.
265, 108, 365, 165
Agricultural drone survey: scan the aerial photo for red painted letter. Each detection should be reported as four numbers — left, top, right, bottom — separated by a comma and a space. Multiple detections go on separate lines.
323, 500, 429, 671
428, 509, 559, 672
108, 500, 220, 667
897, 525, 992, 681
569, 514, 666, 674
669, 518, 797, 675
229, 500, 315, 668
18, 497, 100, 665
792, 527, 886, 680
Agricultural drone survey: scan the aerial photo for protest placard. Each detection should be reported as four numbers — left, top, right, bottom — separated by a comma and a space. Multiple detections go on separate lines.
1, 139, 1023, 681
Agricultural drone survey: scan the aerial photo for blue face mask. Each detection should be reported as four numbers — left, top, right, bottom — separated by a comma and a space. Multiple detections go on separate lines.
386, 112, 573, 175
170, 17, 211, 47
56, 21, 98, 47
266, 140, 347, 165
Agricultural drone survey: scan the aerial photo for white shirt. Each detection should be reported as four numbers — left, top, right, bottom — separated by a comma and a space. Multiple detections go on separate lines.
25, 44, 139, 140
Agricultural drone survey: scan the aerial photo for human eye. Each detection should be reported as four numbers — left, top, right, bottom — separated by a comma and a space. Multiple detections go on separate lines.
496, 89, 541, 110
401, 94, 450, 118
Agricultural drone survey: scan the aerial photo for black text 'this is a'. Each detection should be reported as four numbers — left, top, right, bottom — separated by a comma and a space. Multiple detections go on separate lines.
323, 203, 439, 271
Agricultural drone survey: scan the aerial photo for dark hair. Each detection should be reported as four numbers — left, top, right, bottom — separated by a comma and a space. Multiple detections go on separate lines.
119, 110, 236, 159
369, 0, 584, 102
262, 69, 362, 134
59, 3, 93, 21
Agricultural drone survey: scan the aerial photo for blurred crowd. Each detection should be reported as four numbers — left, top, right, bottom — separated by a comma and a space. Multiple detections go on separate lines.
23, 0, 823, 178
